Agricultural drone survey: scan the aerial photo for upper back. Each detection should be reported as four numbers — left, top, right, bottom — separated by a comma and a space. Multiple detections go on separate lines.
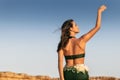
62, 38, 86, 65
63, 38, 85, 56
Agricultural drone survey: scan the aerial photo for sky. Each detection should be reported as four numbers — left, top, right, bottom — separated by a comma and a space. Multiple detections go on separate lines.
0, 0, 120, 78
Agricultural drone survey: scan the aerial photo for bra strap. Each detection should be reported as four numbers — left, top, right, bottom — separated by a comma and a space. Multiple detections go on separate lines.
65, 54, 85, 60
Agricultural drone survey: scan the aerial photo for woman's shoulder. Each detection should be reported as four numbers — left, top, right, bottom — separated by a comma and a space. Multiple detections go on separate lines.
75, 36, 85, 44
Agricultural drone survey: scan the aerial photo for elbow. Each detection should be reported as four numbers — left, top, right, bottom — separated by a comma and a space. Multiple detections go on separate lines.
95, 25, 101, 30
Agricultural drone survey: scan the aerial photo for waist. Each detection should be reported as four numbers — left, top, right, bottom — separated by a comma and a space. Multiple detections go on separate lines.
64, 64, 89, 73
65, 58, 85, 66
64, 64, 84, 67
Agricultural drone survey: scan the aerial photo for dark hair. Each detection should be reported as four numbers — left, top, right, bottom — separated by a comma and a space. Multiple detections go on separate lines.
57, 19, 74, 52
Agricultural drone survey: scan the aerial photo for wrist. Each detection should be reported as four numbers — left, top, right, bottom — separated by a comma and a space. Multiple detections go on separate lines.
97, 11, 102, 16
98, 10, 102, 14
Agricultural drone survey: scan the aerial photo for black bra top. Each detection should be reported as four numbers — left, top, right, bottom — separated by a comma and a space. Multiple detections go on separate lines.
65, 53, 85, 60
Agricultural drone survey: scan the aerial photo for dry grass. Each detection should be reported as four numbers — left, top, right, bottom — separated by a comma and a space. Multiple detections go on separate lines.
0, 72, 120, 80
90, 76, 120, 80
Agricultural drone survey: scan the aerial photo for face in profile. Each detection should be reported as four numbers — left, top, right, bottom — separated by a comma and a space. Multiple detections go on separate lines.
70, 21, 80, 33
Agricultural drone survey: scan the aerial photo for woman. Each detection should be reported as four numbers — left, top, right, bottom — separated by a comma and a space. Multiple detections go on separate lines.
57, 5, 107, 80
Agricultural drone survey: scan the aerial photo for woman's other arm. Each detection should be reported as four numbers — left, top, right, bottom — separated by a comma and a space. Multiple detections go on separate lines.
58, 49, 64, 80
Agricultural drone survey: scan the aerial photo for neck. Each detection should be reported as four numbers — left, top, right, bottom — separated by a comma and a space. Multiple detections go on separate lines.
70, 31, 76, 37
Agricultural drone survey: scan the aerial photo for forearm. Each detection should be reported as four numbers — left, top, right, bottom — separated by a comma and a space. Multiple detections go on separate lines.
58, 50, 64, 80
58, 64, 64, 80
95, 5, 107, 28
95, 10, 102, 29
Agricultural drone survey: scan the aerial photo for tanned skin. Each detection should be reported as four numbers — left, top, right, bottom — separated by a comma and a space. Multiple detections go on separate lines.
58, 5, 107, 80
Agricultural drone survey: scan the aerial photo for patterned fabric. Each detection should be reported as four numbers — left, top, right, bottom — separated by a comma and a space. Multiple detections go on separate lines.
64, 64, 89, 80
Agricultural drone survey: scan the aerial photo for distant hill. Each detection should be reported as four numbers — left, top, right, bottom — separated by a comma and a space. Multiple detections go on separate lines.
0, 71, 119, 80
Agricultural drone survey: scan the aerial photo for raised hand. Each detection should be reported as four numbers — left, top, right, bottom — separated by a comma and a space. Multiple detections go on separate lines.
98, 5, 107, 13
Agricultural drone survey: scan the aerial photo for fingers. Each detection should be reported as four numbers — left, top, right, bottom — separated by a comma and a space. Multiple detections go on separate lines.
100, 5, 107, 10
98, 5, 107, 12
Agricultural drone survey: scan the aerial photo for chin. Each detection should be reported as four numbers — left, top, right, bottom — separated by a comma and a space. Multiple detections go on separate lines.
75, 31, 79, 34
77, 30, 80, 33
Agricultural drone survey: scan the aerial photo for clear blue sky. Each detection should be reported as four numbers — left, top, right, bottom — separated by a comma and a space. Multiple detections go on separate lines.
0, 0, 120, 78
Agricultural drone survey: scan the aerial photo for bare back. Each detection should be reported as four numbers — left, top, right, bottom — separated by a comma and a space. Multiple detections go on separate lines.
63, 37, 86, 66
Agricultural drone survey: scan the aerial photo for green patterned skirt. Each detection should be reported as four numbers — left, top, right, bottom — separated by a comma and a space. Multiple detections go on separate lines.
63, 64, 89, 80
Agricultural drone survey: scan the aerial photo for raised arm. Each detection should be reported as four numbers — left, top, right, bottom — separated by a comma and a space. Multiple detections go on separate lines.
58, 49, 64, 80
81, 5, 107, 42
